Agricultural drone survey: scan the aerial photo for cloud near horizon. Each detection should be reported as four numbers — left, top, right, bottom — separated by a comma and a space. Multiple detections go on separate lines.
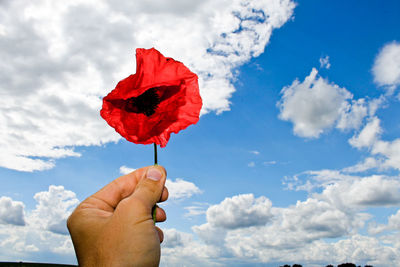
0, 175, 399, 266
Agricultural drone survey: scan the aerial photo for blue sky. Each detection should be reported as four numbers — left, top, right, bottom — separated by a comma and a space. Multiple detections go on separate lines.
1, 0, 400, 266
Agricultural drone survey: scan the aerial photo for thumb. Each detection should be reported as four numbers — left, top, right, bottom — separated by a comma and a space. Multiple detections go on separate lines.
123, 166, 166, 220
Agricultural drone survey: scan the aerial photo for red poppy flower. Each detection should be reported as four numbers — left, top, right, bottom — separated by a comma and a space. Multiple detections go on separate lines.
100, 48, 202, 147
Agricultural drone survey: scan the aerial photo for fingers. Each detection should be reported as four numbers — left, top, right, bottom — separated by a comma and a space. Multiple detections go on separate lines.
124, 166, 167, 218
156, 226, 164, 243
160, 186, 169, 203
88, 166, 167, 211
155, 206, 166, 222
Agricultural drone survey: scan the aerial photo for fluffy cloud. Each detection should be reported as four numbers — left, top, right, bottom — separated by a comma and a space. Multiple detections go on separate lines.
371, 138, 400, 170
336, 99, 368, 131
320, 175, 400, 208
0, 196, 25, 226
169, 192, 396, 266
0, 185, 78, 262
372, 41, 400, 91
206, 194, 272, 229
1, 184, 399, 266
162, 228, 194, 248
166, 178, 202, 200
278, 68, 366, 138
0, 0, 295, 172
369, 209, 400, 235
30, 185, 79, 235
349, 117, 382, 149
347, 115, 400, 171
161, 228, 221, 267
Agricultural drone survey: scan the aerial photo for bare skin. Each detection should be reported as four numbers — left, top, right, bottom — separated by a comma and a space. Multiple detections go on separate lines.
67, 166, 168, 267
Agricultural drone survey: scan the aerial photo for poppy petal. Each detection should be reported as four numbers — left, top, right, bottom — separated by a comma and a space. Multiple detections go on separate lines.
100, 48, 202, 147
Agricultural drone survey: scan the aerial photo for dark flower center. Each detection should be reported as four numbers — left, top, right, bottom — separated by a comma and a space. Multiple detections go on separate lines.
125, 88, 161, 116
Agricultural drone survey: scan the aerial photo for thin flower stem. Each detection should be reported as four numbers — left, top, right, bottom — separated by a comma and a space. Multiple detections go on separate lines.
154, 143, 158, 165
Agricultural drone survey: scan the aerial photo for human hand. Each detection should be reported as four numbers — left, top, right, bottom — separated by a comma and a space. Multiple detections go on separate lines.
67, 166, 168, 267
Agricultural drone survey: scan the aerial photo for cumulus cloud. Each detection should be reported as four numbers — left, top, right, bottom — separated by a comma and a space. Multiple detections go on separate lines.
349, 117, 382, 149
342, 157, 381, 173
164, 228, 399, 266
2, 183, 399, 266
186, 192, 388, 266
0, 196, 25, 226
165, 178, 202, 200
162, 228, 193, 248
336, 99, 368, 131
372, 41, 400, 91
0, 185, 78, 261
320, 175, 400, 208
0, 0, 295, 172
278, 68, 365, 138
371, 138, 400, 170
206, 194, 272, 229
30, 185, 79, 235
369, 209, 400, 235
161, 228, 221, 267
346, 115, 400, 171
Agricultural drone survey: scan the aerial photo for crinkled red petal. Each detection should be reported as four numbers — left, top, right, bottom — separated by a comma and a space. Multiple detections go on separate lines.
100, 48, 202, 147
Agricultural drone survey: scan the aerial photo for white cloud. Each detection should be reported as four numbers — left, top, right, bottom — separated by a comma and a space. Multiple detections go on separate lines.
319, 55, 331, 69
349, 117, 382, 149
320, 175, 400, 208
2, 183, 398, 266
371, 138, 400, 170
387, 209, 400, 230
0, 0, 295, 172
347, 115, 400, 171
185, 192, 391, 266
287, 168, 400, 208
372, 41, 400, 91
342, 157, 381, 173
161, 228, 221, 267
162, 228, 193, 248
0, 185, 78, 262
0, 196, 25, 226
336, 98, 368, 131
278, 68, 359, 138
206, 194, 272, 229
30, 185, 79, 235
369, 209, 400, 235
165, 178, 202, 200
223, 201, 369, 264
119, 165, 136, 175
184, 203, 209, 218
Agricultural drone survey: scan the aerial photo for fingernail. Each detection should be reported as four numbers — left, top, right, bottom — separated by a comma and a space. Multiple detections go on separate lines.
147, 167, 162, 181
